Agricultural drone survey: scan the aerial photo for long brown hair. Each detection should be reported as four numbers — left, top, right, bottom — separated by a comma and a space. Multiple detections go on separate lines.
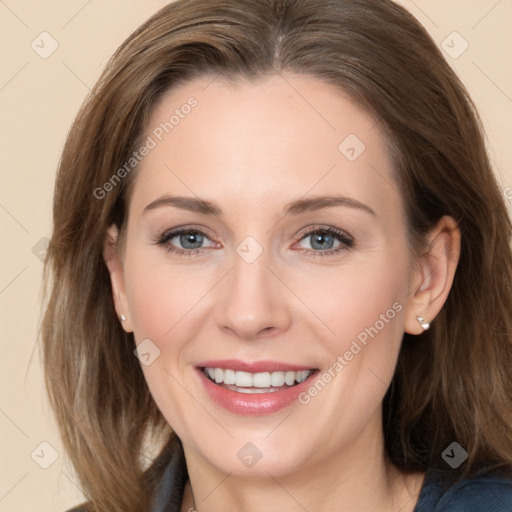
41, 0, 512, 510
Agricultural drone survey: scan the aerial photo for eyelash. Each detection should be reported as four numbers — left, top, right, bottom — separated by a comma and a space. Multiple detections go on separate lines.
152, 226, 355, 258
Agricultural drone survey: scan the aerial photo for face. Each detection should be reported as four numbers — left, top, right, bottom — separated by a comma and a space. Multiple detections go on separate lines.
108, 73, 420, 477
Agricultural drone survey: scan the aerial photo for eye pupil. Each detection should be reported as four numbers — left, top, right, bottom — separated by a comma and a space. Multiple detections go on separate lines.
180, 232, 203, 249
311, 232, 334, 250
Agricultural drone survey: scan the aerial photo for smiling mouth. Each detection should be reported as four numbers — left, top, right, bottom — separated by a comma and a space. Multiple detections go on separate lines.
202, 367, 316, 394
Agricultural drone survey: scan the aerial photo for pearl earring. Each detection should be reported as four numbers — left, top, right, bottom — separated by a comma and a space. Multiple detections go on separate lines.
120, 314, 126, 322
416, 316, 430, 330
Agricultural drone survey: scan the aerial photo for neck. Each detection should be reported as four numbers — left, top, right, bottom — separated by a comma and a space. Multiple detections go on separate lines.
180, 414, 425, 512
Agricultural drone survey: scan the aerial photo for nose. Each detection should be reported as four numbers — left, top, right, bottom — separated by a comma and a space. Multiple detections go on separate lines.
215, 248, 292, 341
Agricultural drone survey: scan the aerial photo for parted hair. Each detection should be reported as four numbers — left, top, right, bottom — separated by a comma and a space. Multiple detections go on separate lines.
41, 0, 512, 510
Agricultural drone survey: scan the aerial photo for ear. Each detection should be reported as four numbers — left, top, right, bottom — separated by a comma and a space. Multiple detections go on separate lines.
404, 215, 461, 335
103, 224, 134, 333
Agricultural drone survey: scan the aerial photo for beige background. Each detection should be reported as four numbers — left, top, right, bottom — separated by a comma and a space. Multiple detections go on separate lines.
0, 0, 511, 510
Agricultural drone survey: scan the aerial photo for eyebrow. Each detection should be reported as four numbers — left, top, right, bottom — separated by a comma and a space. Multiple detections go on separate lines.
143, 194, 377, 217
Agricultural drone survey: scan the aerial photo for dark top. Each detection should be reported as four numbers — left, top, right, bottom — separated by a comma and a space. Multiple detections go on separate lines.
67, 446, 512, 511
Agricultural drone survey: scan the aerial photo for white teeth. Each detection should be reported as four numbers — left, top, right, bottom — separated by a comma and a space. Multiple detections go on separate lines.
252, 372, 271, 388
235, 371, 253, 387
296, 370, 310, 383
203, 367, 313, 388
223, 369, 236, 385
270, 371, 285, 386
284, 371, 296, 386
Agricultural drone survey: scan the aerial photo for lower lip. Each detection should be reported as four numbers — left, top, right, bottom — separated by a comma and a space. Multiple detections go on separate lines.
196, 368, 318, 415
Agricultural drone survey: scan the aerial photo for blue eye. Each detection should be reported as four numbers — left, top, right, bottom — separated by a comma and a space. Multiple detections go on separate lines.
154, 227, 214, 256
303, 231, 337, 250
153, 226, 354, 258
173, 231, 205, 250
296, 227, 354, 257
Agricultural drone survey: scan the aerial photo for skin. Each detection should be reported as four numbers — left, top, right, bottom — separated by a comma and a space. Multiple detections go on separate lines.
104, 73, 460, 511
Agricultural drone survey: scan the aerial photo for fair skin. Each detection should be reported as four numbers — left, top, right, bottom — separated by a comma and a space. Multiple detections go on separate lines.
104, 73, 460, 511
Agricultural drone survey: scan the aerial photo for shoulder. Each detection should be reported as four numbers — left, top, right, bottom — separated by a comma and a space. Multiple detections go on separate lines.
419, 470, 512, 511
65, 506, 88, 512
439, 474, 512, 511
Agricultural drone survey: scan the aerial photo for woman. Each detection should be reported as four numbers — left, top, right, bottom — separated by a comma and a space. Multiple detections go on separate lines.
41, 0, 512, 511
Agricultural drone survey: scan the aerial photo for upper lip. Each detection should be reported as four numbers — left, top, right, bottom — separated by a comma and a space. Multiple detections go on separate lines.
197, 359, 316, 373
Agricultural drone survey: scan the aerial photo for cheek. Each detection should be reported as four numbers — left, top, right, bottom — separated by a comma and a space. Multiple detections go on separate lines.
300, 254, 408, 353
290, 261, 408, 440
125, 238, 409, 358
126, 269, 171, 342
124, 249, 207, 344
123, 254, 204, 436
299, 257, 409, 420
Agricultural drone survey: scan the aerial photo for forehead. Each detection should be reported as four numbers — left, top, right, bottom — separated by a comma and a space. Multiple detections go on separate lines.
128, 73, 401, 223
